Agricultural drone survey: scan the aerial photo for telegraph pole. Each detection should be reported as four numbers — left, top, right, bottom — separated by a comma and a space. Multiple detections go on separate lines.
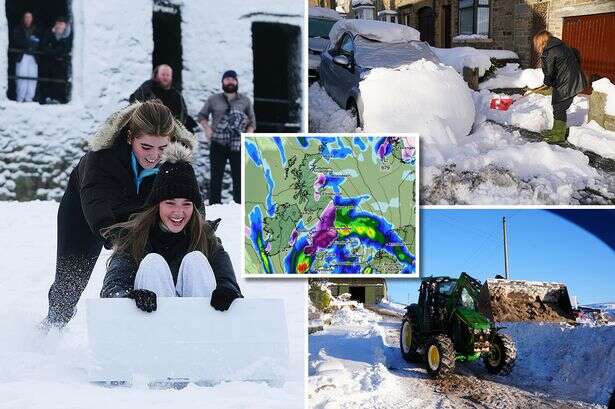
502, 217, 509, 279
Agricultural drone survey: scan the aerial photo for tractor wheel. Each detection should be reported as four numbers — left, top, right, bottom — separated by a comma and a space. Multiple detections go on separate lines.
484, 332, 516, 375
424, 335, 456, 378
400, 318, 421, 363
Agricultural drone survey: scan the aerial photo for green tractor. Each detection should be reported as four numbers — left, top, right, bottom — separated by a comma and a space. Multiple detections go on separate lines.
400, 273, 516, 378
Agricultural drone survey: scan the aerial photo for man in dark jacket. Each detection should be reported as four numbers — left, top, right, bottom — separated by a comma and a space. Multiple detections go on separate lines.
129, 64, 198, 132
40, 16, 72, 104
534, 31, 587, 144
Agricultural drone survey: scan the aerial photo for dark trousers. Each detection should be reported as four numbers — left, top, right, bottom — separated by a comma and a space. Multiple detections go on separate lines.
209, 141, 241, 204
47, 183, 102, 324
552, 96, 574, 123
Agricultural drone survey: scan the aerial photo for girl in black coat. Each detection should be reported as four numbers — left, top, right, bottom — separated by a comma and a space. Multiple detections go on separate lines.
533, 30, 587, 143
44, 100, 200, 328
100, 144, 242, 312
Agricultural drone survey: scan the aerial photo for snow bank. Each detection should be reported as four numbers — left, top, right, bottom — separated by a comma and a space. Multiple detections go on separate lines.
308, 83, 357, 132
478, 49, 519, 60
329, 19, 420, 47
569, 120, 615, 160
453, 34, 490, 42
477, 91, 553, 132
374, 299, 406, 316
431, 46, 492, 77
309, 6, 342, 20
479, 63, 544, 90
500, 322, 615, 405
359, 60, 475, 137
593, 77, 615, 116
0, 202, 305, 409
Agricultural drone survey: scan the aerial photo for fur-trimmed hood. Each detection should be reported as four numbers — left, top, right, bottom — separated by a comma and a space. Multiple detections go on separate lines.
88, 101, 197, 153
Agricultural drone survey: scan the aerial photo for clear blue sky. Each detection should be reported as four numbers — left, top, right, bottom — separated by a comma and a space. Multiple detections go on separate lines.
388, 209, 615, 305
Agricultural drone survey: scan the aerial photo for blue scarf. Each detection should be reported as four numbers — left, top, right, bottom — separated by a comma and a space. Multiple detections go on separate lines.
131, 153, 160, 193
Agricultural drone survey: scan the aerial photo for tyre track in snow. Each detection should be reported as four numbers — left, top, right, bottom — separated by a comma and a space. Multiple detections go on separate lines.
379, 315, 603, 409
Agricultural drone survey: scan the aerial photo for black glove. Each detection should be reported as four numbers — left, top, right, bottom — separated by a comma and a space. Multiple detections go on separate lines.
128, 289, 157, 312
210, 287, 241, 311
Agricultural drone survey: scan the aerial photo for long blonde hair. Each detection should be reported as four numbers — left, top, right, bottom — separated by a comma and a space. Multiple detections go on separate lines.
533, 30, 552, 56
102, 205, 217, 265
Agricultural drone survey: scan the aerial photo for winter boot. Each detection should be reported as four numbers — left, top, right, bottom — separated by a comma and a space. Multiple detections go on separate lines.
541, 120, 568, 145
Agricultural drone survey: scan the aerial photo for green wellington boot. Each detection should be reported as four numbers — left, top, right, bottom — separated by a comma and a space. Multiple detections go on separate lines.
541, 120, 568, 145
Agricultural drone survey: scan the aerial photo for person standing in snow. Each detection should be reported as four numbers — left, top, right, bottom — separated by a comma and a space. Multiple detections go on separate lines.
129, 64, 198, 132
198, 70, 256, 204
12, 11, 40, 102
43, 100, 201, 328
40, 16, 72, 104
533, 30, 587, 144
100, 144, 242, 312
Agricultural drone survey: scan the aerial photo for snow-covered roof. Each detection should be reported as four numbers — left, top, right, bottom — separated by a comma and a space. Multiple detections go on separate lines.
329, 19, 420, 46
309, 6, 342, 20
377, 10, 398, 16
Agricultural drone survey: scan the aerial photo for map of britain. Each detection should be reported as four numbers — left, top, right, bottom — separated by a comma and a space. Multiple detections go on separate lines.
244, 136, 418, 276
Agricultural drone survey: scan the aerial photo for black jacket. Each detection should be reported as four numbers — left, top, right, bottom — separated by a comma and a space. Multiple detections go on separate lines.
100, 222, 242, 299
12, 25, 40, 63
129, 80, 198, 131
40, 29, 72, 61
541, 37, 587, 104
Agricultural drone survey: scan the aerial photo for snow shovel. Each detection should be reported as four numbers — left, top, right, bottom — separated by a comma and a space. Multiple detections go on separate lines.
478, 279, 575, 323
86, 297, 289, 387
523, 85, 551, 96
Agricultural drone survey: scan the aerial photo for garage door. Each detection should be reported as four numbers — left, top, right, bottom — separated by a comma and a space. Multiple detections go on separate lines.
562, 12, 615, 91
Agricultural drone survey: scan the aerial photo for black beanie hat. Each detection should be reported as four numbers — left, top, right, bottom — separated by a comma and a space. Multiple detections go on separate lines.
222, 70, 237, 81
146, 143, 200, 206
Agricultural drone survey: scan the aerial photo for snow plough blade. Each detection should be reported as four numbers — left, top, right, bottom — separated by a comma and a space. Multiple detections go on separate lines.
478, 279, 575, 323
86, 298, 289, 386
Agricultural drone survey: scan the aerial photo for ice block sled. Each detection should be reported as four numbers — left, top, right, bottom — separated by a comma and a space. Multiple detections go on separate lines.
86, 297, 289, 385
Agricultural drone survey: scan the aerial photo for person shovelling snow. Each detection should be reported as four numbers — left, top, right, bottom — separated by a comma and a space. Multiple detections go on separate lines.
43, 100, 200, 329
532, 30, 587, 144
99, 144, 242, 311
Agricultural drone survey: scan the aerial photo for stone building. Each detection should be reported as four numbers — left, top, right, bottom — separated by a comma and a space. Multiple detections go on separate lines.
366, 0, 615, 79
327, 278, 388, 305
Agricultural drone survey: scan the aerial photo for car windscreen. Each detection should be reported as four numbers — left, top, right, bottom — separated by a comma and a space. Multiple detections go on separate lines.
354, 37, 440, 69
309, 18, 337, 39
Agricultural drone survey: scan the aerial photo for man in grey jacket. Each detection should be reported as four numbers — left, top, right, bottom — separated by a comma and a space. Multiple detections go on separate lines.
198, 70, 255, 204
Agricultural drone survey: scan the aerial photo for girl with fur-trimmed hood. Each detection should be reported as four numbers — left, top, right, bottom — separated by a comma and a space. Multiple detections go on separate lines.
100, 145, 242, 312
44, 100, 200, 328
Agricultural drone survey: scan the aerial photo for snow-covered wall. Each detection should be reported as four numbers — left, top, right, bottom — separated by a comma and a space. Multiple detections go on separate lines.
0, 0, 303, 200
182, 0, 304, 115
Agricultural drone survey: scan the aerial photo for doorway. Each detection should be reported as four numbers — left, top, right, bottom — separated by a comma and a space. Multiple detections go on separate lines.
418, 6, 435, 46
252, 22, 301, 132
152, 0, 183, 90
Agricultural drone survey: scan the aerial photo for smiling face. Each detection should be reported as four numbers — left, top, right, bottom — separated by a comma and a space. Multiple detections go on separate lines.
129, 133, 170, 169
159, 198, 194, 233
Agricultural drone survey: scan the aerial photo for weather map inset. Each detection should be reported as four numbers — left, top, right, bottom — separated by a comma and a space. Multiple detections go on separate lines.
243, 135, 418, 276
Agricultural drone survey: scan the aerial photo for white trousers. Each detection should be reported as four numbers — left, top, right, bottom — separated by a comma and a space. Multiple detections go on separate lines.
134, 251, 216, 297
16, 54, 38, 102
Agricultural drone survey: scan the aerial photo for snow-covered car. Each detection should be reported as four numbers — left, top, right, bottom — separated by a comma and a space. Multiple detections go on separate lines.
309, 7, 342, 83
319, 19, 440, 127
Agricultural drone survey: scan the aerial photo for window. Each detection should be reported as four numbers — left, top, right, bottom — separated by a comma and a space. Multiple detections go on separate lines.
339, 33, 354, 54
459, 0, 490, 35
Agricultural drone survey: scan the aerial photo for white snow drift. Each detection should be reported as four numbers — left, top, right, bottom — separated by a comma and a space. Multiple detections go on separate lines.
479, 63, 544, 90
359, 59, 475, 137
593, 77, 615, 116
328, 19, 420, 46
569, 121, 615, 160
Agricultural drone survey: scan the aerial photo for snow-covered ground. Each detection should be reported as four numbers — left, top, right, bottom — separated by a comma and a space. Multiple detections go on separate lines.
0, 201, 306, 409
309, 62, 615, 204
309, 300, 613, 408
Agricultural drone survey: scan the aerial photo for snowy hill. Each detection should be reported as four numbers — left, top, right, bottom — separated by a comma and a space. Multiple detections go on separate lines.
0, 201, 305, 409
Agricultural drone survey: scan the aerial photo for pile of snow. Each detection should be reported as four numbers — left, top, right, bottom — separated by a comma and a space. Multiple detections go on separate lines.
593, 77, 615, 116
328, 19, 420, 46
569, 120, 615, 160
476, 90, 553, 132
308, 83, 357, 132
499, 322, 615, 405
0, 201, 305, 409
359, 59, 475, 136
431, 46, 493, 77
479, 63, 544, 90
351, 0, 374, 6
453, 34, 490, 42
308, 6, 342, 20
478, 49, 519, 60
374, 299, 406, 316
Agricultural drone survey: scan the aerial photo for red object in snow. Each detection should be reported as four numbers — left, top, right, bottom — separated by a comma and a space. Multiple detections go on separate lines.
490, 97, 514, 111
